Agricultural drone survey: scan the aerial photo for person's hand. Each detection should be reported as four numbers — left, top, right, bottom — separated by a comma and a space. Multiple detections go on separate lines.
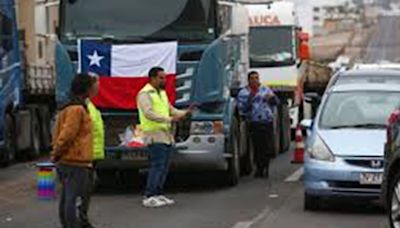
266, 93, 275, 100
187, 104, 197, 114
171, 115, 183, 123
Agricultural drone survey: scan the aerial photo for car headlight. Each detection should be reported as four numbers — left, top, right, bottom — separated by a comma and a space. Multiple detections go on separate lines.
307, 134, 335, 162
190, 121, 224, 135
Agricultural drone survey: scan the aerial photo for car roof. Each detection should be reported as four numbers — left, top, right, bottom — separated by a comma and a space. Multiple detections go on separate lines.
329, 83, 400, 93
352, 63, 400, 70
340, 69, 400, 77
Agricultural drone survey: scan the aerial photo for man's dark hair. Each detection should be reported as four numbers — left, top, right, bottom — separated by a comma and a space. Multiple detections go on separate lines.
248, 71, 259, 80
70, 73, 94, 97
148, 67, 165, 79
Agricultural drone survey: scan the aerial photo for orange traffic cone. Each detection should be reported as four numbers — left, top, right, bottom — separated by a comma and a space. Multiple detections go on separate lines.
291, 124, 305, 164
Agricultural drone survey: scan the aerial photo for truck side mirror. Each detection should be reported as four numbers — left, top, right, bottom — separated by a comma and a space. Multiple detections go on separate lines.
304, 92, 320, 104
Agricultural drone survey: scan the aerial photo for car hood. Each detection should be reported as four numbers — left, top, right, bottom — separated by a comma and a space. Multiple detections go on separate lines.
318, 129, 386, 157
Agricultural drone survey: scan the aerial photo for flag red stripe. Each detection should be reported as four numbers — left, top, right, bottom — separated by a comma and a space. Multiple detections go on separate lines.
91, 74, 176, 110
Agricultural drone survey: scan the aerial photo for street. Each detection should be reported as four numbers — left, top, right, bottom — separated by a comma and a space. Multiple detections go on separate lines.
2, 2, 400, 228
0, 148, 387, 228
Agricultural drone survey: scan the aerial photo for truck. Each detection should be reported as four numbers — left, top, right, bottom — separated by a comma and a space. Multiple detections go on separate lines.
56, 0, 253, 186
244, 1, 310, 154
0, 0, 54, 166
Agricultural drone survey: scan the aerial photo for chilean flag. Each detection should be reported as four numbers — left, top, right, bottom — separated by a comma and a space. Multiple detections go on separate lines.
78, 40, 177, 110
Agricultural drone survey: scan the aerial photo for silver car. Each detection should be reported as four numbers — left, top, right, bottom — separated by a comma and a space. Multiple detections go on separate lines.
302, 82, 400, 210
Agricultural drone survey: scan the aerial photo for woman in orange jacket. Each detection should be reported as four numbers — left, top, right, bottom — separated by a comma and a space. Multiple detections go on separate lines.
52, 73, 96, 228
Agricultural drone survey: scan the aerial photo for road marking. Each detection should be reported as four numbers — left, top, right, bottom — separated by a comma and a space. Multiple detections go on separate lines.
231, 206, 272, 228
284, 167, 304, 182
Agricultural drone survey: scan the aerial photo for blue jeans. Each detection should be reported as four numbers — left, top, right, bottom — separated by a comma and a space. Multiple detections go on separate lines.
57, 164, 91, 228
145, 143, 173, 197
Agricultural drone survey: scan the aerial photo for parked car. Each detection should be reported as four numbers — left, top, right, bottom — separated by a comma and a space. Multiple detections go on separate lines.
302, 82, 400, 210
382, 106, 400, 228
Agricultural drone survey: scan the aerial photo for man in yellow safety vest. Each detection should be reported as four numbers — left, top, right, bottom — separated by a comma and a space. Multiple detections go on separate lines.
137, 67, 193, 208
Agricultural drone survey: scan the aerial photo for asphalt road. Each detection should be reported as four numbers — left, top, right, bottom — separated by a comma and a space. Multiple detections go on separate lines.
364, 15, 400, 63
0, 148, 386, 228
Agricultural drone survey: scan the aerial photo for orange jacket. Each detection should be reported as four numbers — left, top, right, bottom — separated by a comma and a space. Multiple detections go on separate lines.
52, 103, 93, 167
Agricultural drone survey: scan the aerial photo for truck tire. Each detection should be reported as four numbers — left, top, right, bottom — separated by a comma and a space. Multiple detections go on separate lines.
240, 121, 254, 176
29, 109, 41, 159
225, 116, 240, 186
1, 114, 16, 166
37, 106, 51, 150
279, 103, 291, 153
272, 107, 281, 157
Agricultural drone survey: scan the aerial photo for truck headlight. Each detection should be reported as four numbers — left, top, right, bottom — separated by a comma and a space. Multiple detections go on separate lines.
307, 135, 335, 162
190, 121, 224, 135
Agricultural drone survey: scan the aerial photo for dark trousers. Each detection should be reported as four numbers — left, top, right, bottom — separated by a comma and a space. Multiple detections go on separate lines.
249, 121, 274, 174
145, 143, 173, 197
57, 164, 91, 228
79, 167, 95, 228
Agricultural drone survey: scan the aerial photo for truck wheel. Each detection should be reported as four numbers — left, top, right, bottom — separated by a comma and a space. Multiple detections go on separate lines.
240, 122, 253, 176
225, 116, 240, 186
279, 103, 291, 153
272, 107, 281, 157
29, 110, 41, 159
2, 114, 16, 166
37, 106, 51, 150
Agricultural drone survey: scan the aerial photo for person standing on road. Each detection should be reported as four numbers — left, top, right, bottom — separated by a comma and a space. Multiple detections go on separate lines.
79, 74, 105, 228
237, 71, 279, 178
52, 73, 94, 228
137, 67, 193, 208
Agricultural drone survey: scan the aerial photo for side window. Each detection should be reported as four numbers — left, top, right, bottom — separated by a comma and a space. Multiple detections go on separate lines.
0, 11, 14, 56
217, 4, 231, 35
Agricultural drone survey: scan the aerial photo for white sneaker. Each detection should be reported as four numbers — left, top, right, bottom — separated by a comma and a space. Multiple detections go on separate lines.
157, 195, 175, 205
142, 196, 167, 208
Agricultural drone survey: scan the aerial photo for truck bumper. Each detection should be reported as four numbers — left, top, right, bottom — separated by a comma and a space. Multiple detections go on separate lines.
99, 134, 228, 171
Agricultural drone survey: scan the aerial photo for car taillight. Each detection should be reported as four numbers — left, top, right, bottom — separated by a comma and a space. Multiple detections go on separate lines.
388, 109, 400, 125
387, 109, 400, 145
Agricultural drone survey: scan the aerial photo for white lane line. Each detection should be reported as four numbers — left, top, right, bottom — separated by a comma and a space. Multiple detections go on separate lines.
231, 206, 272, 228
284, 167, 304, 182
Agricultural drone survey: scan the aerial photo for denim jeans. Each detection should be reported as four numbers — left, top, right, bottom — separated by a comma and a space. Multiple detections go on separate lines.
144, 143, 173, 197
57, 164, 90, 228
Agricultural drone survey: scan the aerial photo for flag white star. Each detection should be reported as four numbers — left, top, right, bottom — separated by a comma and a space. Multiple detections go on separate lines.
87, 50, 104, 67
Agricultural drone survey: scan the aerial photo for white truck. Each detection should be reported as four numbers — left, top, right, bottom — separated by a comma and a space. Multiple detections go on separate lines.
244, 1, 310, 154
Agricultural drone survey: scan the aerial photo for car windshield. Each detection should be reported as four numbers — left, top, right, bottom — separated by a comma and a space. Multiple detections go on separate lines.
319, 91, 400, 129
60, 0, 215, 42
249, 26, 295, 67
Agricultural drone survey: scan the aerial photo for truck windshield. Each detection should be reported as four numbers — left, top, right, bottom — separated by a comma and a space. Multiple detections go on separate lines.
60, 0, 215, 42
249, 26, 295, 67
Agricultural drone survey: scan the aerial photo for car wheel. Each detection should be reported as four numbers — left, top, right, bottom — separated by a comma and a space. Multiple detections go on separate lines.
389, 171, 400, 228
304, 193, 320, 211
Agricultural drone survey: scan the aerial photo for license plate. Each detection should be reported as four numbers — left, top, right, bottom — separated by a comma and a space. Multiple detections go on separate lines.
359, 173, 383, 185
121, 151, 148, 161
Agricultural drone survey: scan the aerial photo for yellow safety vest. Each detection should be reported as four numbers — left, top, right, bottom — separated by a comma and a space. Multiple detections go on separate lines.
138, 84, 171, 132
87, 101, 105, 160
